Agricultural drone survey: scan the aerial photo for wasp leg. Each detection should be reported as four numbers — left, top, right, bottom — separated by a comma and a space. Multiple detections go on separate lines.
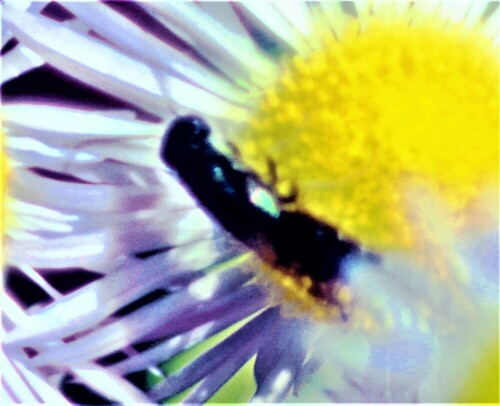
227, 140, 241, 159
277, 182, 298, 204
265, 157, 298, 204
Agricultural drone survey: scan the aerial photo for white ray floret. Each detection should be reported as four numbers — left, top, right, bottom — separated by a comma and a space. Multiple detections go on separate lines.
3, 104, 165, 140
59, 1, 250, 105
241, 1, 309, 54
1, 45, 44, 84
144, 2, 276, 86
3, 5, 167, 115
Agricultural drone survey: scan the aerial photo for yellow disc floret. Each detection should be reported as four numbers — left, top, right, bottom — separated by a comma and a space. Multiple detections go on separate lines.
238, 15, 499, 251
1, 126, 11, 266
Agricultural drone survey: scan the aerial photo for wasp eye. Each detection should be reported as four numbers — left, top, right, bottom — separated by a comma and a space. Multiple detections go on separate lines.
161, 115, 211, 167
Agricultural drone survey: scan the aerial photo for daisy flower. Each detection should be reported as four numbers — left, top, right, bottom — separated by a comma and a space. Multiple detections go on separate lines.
1, 1, 498, 404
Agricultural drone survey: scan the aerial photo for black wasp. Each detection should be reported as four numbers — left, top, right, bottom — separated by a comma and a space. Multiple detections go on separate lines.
160, 116, 376, 300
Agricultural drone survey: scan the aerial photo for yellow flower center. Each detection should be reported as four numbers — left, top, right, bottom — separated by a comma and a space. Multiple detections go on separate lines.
1, 130, 9, 265
238, 15, 498, 252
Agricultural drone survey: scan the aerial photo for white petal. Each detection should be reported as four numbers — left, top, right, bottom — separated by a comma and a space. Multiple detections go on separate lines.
11, 357, 72, 405
2, 295, 30, 328
5, 250, 215, 346
405, 1, 438, 28
10, 214, 74, 233
275, 2, 313, 38
3, 104, 165, 139
63, 206, 211, 242
80, 139, 164, 169
0, 352, 39, 403
4, 0, 32, 11
319, 2, 353, 39
7, 231, 111, 268
61, 2, 250, 105
9, 168, 194, 214
351, 0, 373, 21
1, 45, 44, 84
439, 1, 472, 24
6, 137, 65, 158
166, 76, 250, 121
370, 0, 395, 16
482, 1, 499, 42
6, 199, 78, 222
463, 0, 490, 27
241, 1, 309, 54
3, 5, 168, 116
393, 0, 413, 18
27, 271, 248, 365
145, 2, 276, 86
197, 1, 253, 38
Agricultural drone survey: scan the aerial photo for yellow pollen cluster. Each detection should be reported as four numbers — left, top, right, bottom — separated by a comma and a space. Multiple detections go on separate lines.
253, 257, 353, 322
1, 129, 10, 263
239, 16, 499, 251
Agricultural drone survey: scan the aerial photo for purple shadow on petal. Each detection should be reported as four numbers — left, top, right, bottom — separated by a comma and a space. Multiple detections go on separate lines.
40, 2, 76, 22
1, 65, 161, 122
106, 1, 216, 72
252, 318, 307, 403
148, 307, 280, 402
115, 289, 266, 377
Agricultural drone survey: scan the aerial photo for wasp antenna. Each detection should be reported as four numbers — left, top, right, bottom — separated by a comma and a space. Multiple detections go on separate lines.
226, 140, 241, 159
266, 157, 278, 187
